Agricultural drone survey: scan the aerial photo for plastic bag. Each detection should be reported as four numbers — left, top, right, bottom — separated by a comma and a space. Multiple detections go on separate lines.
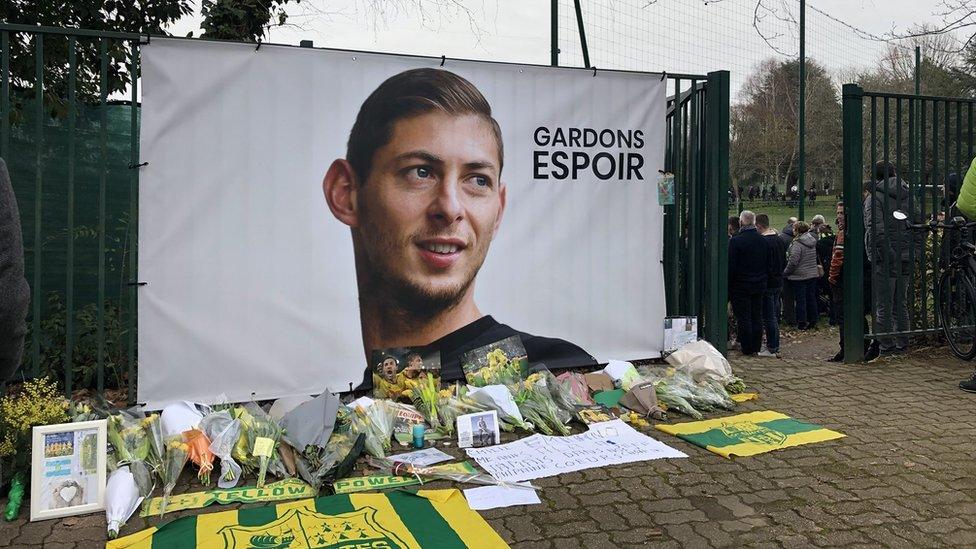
201, 410, 243, 489
665, 340, 734, 384
466, 385, 529, 431
603, 360, 641, 390
160, 401, 204, 439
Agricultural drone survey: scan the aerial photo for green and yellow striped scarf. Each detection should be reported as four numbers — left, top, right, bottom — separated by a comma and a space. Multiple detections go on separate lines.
655, 410, 845, 458
108, 488, 508, 549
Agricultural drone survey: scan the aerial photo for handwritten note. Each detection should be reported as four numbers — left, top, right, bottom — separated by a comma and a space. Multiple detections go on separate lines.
465, 420, 686, 483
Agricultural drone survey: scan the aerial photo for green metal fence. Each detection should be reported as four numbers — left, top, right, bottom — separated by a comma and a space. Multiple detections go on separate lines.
1, 24, 731, 401
665, 71, 731, 353
842, 84, 976, 361
0, 23, 141, 401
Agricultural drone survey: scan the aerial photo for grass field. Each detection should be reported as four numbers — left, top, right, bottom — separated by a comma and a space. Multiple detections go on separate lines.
730, 200, 840, 232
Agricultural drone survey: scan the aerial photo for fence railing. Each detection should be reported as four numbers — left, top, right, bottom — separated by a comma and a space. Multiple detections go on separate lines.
0, 23, 141, 402
664, 71, 730, 352
842, 83, 976, 361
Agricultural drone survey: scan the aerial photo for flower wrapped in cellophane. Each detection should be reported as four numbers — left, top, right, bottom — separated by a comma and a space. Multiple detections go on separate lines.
402, 374, 444, 433
514, 373, 571, 435
106, 412, 157, 496
296, 409, 365, 492
234, 403, 284, 488
463, 384, 529, 432
158, 435, 189, 516
349, 401, 395, 458
183, 428, 215, 486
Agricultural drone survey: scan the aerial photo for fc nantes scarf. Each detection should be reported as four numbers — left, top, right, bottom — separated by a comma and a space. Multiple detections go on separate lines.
108, 489, 508, 549
655, 410, 845, 458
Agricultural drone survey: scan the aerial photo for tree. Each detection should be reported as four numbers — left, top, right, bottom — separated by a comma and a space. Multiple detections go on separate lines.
200, 0, 296, 41
1, 1, 193, 119
731, 58, 842, 193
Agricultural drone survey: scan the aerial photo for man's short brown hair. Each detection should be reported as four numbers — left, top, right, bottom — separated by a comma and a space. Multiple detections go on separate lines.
346, 68, 504, 184
755, 213, 770, 228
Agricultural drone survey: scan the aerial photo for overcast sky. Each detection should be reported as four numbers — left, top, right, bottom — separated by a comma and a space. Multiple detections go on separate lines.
163, 0, 969, 97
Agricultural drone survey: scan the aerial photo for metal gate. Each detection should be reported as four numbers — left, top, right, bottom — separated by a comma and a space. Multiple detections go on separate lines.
842, 83, 976, 361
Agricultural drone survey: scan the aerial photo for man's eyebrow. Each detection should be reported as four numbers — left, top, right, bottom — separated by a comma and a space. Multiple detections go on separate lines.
394, 151, 444, 165
463, 160, 497, 172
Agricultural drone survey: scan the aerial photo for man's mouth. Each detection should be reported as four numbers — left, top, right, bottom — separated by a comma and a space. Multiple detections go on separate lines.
421, 242, 461, 254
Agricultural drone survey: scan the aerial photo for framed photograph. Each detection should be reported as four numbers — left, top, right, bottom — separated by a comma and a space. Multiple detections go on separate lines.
664, 316, 698, 353
30, 419, 107, 521
457, 410, 501, 449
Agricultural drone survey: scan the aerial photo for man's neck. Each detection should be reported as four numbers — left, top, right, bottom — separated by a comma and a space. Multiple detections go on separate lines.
358, 287, 483, 360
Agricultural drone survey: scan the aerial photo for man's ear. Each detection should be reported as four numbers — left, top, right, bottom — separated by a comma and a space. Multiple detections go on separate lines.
323, 159, 359, 228
492, 181, 507, 238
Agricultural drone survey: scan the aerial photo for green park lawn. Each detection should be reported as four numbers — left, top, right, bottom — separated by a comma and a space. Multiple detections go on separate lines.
730, 200, 840, 233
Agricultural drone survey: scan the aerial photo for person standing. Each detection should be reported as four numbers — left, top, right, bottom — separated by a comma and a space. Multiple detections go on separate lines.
0, 158, 29, 384
756, 214, 785, 357
728, 211, 768, 355
784, 221, 820, 330
863, 161, 913, 356
779, 216, 798, 326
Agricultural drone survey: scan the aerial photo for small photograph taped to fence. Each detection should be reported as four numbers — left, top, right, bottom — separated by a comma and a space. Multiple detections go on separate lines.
457, 410, 501, 448
370, 346, 441, 398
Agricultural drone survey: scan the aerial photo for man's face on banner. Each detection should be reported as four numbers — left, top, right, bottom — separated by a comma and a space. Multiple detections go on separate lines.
381, 357, 397, 381
356, 111, 505, 311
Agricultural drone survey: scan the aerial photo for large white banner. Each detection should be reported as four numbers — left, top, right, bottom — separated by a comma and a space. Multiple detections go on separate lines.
139, 38, 666, 407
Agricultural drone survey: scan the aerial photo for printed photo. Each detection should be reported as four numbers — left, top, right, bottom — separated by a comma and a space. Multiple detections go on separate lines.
461, 335, 529, 386
457, 410, 501, 448
370, 346, 441, 398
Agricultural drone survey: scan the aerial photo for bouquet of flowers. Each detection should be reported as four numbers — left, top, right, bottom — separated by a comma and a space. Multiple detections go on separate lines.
542, 371, 582, 415
366, 456, 537, 490
200, 410, 243, 488
295, 410, 366, 492
158, 435, 189, 516
514, 373, 571, 435
106, 412, 157, 496
183, 428, 215, 486
234, 403, 284, 488
402, 374, 445, 433
105, 466, 142, 538
463, 385, 530, 432
350, 401, 395, 458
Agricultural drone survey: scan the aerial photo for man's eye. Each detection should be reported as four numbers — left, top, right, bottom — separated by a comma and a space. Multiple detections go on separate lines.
473, 175, 490, 187
414, 167, 432, 179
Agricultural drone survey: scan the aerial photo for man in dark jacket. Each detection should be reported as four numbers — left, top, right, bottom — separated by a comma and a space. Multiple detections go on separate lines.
728, 211, 769, 355
864, 161, 915, 355
756, 213, 786, 356
1, 158, 29, 383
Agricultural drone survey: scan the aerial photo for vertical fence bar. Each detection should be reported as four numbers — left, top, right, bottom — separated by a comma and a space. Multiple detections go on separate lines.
127, 39, 139, 404
705, 71, 729, 353
667, 77, 682, 315
868, 97, 876, 340
842, 84, 864, 362
32, 33, 43, 377
881, 97, 891, 345
687, 80, 700, 314
1, 31, 8, 159
97, 37, 108, 393
956, 100, 962, 193
680, 91, 690, 312
65, 36, 76, 396
931, 101, 940, 331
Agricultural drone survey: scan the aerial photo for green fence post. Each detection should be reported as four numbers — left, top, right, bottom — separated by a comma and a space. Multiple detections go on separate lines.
97, 37, 108, 393
705, 70, 729, 354
32, 33, 43, 377
127, 39, 139, 405
842, 84, 865, 362
668, 77, 682, 315
687, 80, 700, 313
65, 36, 76, 397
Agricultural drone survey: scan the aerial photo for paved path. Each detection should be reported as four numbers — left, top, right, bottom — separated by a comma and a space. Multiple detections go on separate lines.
4, 327, 976, 548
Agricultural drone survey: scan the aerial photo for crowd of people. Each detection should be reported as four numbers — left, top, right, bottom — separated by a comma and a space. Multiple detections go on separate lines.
730, 161, 958, 362
728, 207, 842, 359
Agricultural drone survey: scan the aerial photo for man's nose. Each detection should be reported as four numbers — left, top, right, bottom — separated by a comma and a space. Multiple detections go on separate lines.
429, 178, 464, 225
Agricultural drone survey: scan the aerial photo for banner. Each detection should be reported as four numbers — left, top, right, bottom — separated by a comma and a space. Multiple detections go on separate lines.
140, 478, 314, 516
139, 38, 667, 407
333, 462, 478, 494
109, 489, 508, 549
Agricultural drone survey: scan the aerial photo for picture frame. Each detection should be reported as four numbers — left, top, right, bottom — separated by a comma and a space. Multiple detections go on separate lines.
30, 419, 108, 521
